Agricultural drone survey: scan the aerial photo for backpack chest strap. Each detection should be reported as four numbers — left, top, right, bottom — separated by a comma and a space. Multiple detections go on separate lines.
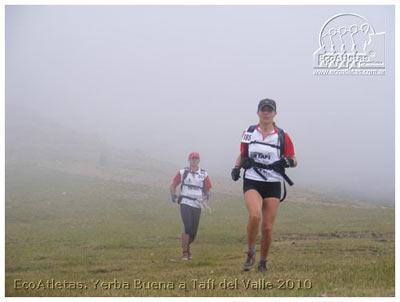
249, 141, 280, 149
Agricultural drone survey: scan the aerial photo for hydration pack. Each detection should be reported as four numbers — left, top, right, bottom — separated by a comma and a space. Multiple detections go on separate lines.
178, 168, 207, 204
245, 124, 285, 157
244, 124, 291, 202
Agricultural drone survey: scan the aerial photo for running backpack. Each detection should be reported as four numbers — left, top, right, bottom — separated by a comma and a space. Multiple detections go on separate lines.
246, 124, 285, 157
180, 168, 207, 194
245, 124, 289, 202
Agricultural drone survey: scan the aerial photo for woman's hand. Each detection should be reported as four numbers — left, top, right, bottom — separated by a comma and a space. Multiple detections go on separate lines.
231, 166, 241, 181
171, 194, 178, 203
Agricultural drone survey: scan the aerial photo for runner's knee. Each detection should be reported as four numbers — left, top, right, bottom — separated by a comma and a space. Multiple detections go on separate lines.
261, 223, 273, 234
248, 213, 261, 225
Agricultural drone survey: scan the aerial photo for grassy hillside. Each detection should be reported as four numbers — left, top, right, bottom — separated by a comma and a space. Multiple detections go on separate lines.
5, 166, 394, 297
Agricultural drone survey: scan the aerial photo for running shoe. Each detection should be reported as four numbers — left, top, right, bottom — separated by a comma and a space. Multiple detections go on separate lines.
242, 250, 256, 271
181, 251, 189, 261
257, 259, 267, 272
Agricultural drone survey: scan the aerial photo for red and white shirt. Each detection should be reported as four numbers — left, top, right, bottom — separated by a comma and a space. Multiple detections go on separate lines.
240, 124, 295, 182
171, 167, 212, 208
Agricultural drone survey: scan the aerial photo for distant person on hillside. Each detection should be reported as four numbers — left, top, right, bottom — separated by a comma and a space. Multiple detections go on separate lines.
169, 152, 212, 261
231, 98, 297, 272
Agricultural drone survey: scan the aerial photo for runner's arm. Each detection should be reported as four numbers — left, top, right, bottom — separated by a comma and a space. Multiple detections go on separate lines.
290, 156, 297, 167
234, 142, 249, 167
283, 132, 297, 167
170, 171, 181, 195
203, 175, 212, 200
234, 154, 242, 167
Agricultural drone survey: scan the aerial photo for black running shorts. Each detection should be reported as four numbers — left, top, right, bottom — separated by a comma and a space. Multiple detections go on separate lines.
243, 178, 282, 200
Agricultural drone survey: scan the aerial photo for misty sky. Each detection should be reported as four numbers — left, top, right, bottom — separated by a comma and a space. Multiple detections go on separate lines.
5, 5, 395, 202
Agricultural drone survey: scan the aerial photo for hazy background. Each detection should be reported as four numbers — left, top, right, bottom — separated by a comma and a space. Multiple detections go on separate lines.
5, 5, 395, 203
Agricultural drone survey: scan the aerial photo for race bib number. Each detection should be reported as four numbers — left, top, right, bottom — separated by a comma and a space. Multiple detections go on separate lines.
241, 132, 252, 143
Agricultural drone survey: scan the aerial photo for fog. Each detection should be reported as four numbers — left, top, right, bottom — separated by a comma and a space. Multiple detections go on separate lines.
6, 5, 395, 203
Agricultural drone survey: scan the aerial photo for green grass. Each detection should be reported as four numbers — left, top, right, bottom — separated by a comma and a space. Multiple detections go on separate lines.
5, 167, 395, 296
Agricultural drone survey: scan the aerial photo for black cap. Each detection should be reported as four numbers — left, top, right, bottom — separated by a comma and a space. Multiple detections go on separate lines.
258, 98, 276, 112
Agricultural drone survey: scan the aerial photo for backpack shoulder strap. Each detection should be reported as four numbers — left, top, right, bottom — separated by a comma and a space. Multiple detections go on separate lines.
247, 125, 257, 133
180, 168, 190, 191
241, 125, 257, 144
280, 181, 287, 202
275, 126, 290, 202
243, 125, 257, 158
276, 126, 285, 157
201, 169, 207, 193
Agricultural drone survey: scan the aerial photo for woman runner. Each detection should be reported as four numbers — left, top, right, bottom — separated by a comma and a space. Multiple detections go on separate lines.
231, 98, 297, 272
170, 152, 212, 260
